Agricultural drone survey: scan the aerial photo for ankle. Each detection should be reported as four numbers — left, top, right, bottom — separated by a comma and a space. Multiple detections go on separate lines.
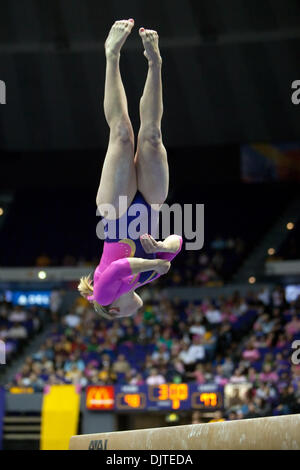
148, 57, 162, 67
105, 49, 120, 61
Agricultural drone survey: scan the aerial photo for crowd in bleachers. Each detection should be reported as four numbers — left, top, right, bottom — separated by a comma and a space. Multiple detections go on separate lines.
6, 286, 300, 419
0, 301, 45, 366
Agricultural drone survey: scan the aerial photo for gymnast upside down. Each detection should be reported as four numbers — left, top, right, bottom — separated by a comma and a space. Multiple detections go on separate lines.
78, 19, 182, 319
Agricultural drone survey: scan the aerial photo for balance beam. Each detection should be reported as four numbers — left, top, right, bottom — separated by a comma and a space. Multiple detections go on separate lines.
70, 414, 300, 450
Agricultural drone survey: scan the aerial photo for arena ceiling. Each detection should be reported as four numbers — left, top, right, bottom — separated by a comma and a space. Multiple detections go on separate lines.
0, 0, 299, 150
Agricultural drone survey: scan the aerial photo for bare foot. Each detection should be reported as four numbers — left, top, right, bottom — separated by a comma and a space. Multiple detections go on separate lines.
139, 28, 162, 65
105, 19, 134, 57
140, 234, 164, 253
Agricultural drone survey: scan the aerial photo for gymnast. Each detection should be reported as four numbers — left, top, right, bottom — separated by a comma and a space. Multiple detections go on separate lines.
78, 19, 182, 319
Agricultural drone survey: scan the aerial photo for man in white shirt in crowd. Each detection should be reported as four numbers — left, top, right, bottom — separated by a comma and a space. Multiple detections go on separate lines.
189, 316, 206, 337
64, 311, 81, 328
205, 304, 222, 324
179, 336, 205, 365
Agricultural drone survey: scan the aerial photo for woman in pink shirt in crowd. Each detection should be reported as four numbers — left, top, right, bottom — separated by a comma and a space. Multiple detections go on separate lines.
259, 363, 279, 384
78, 20, 182, 319
285, 315, 300, 336
242, 337, 261, 362
186, 364, 206, 384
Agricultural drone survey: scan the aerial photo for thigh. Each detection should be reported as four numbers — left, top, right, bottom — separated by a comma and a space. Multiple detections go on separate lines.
97, 133, 137, 218
134, 140, 169, 206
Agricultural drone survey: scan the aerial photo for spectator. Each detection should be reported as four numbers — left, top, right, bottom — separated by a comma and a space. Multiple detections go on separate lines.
189, 317, 206, 337
151, 344, 170, 364
111, 354, 131, 375
230, 367, 247, 384
8, 306, 27, 323
244, 402, 260, 419
129, 373, 145, 386
186, 364, 206, 384
274, 386, 295, 415
50, 290, 62, 314
242, 339, 260, 363
214, 365, 229, 386
186, 336, 206, 364
98, 363, 116, 384
146, 368, 166, 386
209, 410, 226, 423
259, 364, 279, 384
205, 303, 222, 324
285, 315, 300, 336
191, 411, 205, 424
7, 323, 28, 339
64, 311, 81, 329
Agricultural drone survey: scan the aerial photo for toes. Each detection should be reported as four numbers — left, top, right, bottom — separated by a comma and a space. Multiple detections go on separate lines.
114, 19, 134, 29
125, 19, 134, 28
140, 29, 158, 40
140, 235, 153, 253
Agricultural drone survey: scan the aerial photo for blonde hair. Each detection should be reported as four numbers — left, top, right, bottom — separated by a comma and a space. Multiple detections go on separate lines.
78, 274, 94, 299
78, 274, 113, 320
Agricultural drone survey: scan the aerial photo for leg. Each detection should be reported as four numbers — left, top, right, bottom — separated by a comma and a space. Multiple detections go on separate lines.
96, 19, 137, 217
134, 28, 169, 206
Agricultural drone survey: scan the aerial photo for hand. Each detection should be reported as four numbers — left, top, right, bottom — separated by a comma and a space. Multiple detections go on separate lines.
140, 234, 163, 254
154, 259, 171, 275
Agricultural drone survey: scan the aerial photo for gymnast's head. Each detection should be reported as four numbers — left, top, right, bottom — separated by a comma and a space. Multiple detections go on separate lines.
77, 275, 143, 319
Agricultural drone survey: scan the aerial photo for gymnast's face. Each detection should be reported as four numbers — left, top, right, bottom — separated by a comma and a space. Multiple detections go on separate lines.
110, 293, 143, 318
108, 304, 137, 318
108, 306, 122, 316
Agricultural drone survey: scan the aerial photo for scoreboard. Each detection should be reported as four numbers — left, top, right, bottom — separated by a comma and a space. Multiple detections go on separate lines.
86, 384, 223, 411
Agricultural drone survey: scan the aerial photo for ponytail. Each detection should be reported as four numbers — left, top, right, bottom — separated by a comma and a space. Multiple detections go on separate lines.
78, 274, 114, 320
78, 274, 93, 299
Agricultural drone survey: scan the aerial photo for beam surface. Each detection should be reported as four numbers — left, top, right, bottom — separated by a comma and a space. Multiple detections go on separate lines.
69, 414, 300, 450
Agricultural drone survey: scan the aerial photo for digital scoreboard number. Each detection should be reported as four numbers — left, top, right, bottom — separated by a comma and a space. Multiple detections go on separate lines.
86, 385, 223, 411
113, 384, 223, 411
116, 392, 147, 410
191, 391, 223, 409
148, 383, 189, 410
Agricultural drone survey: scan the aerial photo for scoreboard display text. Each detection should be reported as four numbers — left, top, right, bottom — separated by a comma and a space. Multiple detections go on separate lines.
86, 384, 223, 411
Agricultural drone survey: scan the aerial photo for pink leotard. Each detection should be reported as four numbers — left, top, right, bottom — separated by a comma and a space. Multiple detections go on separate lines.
89, 235, 183, 306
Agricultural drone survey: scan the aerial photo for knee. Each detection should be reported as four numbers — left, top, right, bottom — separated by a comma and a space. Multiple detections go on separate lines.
140, 125, 162, 147
111, 120, 134, 144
